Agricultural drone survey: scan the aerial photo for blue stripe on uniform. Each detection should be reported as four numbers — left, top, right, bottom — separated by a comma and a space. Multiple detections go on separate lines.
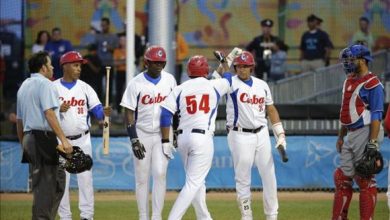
208, 88, 221, 129
135, 93, 140, 121
230, 89, 239, 127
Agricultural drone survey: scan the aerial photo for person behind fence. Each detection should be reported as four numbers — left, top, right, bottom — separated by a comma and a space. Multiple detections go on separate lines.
95, 17, 118, 102
174, 25, 189, 84
32, 30, 50, 54
332, 45, 384, 220
80, 44, 103, 101
351, 16, 374, 51
269, 40, 288, 82
113, 33, 127, 113
45, 27, 73, 79
246, 19, 280, 81
299, 14, 333, 72
16, 51, 73, 220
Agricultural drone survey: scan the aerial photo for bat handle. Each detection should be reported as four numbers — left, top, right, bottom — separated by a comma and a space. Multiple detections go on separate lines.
277, 145, 288, 163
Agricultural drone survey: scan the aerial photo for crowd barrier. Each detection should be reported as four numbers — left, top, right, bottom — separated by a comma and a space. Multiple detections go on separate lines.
1, 136, 389, 192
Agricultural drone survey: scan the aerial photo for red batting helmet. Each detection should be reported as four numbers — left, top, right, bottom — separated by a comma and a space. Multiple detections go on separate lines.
60, 51, 87, 66
144, 46, 167, 62
187, 55, 209, 78
233, 51, 255, 66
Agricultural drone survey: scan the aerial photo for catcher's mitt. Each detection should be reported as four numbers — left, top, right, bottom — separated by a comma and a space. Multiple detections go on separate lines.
354, 143, 383, 178
57, 146, 93, 174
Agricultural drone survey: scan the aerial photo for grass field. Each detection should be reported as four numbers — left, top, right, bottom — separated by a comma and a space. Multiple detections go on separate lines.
1, 191, 388, 220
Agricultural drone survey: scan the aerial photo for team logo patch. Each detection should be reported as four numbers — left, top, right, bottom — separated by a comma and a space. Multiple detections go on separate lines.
157, 50, 163, 57
240, 54, 248, 61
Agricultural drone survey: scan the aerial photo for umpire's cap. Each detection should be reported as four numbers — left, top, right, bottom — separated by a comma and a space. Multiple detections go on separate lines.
60, 51, 88, 66
307, 14, 323, 23
261, 19, 273, 27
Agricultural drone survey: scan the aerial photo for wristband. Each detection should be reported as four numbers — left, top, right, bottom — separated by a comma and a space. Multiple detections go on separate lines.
162, 139, 170, 143
272, 122, 285, 136
127, 124, 138, 139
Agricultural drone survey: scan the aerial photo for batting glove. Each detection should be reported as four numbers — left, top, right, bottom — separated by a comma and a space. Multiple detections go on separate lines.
131, 138, 146, 160
276, 133, 287, 150
162, 142, 176, 160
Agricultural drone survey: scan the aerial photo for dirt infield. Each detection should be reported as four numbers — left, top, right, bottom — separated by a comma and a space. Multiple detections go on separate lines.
1, 191, 387, 202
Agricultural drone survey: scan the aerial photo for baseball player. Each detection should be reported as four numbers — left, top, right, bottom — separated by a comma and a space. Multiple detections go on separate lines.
385, 106, 390, 210
332, 45, 384, 220
54, 51, 111, 220
224, 51, 286, 220
120, 45, 176, 220
160, 55, 231, 220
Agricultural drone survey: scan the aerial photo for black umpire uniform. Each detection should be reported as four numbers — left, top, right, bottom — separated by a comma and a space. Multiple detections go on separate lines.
246, 19, 280, 80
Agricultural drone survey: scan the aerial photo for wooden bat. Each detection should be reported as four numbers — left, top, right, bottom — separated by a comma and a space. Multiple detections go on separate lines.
103, 66, 111, 155
277, 145, 288, 163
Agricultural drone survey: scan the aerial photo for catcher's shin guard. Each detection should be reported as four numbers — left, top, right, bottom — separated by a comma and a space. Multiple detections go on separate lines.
332, 168, 353, 220
354, 175, 377, 220
238, 198, 253, 220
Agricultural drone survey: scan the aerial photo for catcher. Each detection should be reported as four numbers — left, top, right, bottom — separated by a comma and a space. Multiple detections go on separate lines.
332, 45, 384, 220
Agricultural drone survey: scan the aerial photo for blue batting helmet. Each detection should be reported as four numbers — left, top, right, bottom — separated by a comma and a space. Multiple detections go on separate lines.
349, 44, 373, 62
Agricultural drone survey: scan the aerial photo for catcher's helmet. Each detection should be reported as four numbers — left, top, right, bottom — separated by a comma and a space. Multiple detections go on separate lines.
144, 46, 167, 62
233, 51, 255, 66
349, 44, 373, 62
339, 47, 354, 74
187, 55, 209, 78
60, 51, 88, 66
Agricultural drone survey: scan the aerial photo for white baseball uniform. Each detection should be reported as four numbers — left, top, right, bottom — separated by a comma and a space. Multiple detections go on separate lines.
226, 75, 278, 220
161, 77, 230, 220
53, 79, 102, 220
120, 71, 176, 220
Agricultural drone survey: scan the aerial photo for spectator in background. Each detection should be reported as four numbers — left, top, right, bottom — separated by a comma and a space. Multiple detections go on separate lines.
299, 14, 333, 72
175, 25, 189, 84
32, 30, 50, 54
269, 40, 289, 82
113, 33, 126, 113
80, 44, 103, 100
246, 19, 280, 81
45, 27, 73, 79
351, 16, 374, 51
135, 33, 146, 71
95, 17, 118, 101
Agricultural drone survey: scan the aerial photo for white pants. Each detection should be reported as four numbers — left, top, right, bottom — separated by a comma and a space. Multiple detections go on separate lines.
228, 128, 278, 218
58, 133, 94, 220
134, 129, 169, 220
168, 129, 213, 220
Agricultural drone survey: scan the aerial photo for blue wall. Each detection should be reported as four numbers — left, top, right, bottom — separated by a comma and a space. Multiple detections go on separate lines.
1, 136, 389, 191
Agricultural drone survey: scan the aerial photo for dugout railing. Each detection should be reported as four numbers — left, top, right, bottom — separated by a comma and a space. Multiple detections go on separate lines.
269, 49, 390, 104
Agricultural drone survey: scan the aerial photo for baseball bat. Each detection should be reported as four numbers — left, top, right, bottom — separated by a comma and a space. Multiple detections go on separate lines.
277, 145, 288, 163
102, 66, 111, 155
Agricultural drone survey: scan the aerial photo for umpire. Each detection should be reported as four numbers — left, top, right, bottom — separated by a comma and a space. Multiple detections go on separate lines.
16, 51, 73, 220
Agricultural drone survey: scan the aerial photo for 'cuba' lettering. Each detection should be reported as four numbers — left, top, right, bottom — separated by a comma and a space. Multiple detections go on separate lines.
59, 97, 85, 106
141, 93, 167, 104
239, 93, 264, 105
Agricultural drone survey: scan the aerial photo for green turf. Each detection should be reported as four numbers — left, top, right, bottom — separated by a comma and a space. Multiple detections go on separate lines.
1, 199, 388, 219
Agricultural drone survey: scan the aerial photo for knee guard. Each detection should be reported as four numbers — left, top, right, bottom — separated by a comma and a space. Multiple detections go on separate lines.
354, 175, 377, 220
332, 168, 353, 220
238, 198, 253, 220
